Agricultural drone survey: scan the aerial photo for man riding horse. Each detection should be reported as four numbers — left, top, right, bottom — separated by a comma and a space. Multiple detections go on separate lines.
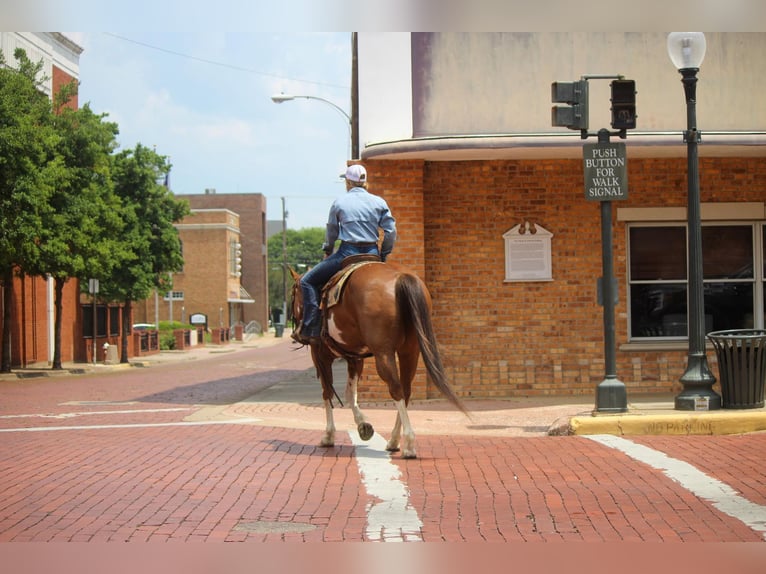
291, 164, 397, 345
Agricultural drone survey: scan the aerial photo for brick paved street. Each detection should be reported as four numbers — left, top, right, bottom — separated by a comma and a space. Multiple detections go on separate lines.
1, 336, 765, 569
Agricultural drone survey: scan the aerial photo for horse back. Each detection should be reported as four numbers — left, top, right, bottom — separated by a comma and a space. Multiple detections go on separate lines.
324, 262, 428, 353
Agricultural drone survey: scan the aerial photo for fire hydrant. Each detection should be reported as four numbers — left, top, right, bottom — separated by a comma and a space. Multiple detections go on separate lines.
103, 342, 110, 364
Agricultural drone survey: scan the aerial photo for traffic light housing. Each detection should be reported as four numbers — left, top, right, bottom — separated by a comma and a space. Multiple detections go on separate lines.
610, 79, 636, 130
551, 80, 588, 131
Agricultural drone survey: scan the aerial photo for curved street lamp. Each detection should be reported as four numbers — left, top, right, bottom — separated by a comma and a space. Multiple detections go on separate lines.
667, 32, 721, 411
270, 93, 356, 159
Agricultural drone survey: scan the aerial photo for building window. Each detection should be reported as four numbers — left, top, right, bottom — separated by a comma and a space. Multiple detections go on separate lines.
163, 291, 185, 301
82, 305, 107, 338
109, 307, 120, 336
628, 222, 764, 340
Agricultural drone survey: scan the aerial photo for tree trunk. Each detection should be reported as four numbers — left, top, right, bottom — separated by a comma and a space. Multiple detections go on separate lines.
1, 267, 13, 373
52, 277, 66, 370
120, 299, 132, 363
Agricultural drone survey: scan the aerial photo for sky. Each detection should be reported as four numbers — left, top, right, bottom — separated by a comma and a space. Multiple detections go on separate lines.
68, 32, 353, 231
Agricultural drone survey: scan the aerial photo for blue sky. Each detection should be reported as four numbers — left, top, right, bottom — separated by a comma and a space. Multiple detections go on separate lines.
68, 32, 353, 231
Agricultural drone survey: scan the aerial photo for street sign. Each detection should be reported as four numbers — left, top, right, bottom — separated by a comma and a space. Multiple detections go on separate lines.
88, 278, 99, 294
583, 142, 628, 201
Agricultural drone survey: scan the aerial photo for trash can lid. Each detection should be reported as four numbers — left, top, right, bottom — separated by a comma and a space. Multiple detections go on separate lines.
707, 329, 766, 339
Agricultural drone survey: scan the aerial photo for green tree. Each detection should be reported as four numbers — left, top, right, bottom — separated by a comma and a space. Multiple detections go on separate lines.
0, 49, 58, 372
267, 227, 325, 316
33, 102, 123, 369
99, 144, 189, 363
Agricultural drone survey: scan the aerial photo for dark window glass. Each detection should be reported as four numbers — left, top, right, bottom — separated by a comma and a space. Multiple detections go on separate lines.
705, 282, 754, 331
82, 305, 107, 338
630, 283, 688, 337
109, 307, 120, 336
629, 223, 759, 339
629, 226, 686, 281
702, 225, 753, 279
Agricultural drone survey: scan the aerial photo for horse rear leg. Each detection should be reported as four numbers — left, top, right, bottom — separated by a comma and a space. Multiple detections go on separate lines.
375, 352, 417, 458
345, 358, 374, 441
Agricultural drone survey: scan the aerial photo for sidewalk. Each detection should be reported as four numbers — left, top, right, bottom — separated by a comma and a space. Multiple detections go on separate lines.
2, 330, 765, 437
0, 329, 287, 381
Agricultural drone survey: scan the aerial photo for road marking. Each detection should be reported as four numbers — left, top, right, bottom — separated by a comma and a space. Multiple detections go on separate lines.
349, 431, 423, 542
0, 408, 194, 420
0, 418, 262, 433
586, 434, 766, 540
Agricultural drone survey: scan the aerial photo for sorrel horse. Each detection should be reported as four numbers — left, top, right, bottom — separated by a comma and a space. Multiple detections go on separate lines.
289, 261, 467, 459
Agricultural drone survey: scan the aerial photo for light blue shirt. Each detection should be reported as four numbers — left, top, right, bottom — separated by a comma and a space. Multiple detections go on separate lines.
323, 187, 397, 256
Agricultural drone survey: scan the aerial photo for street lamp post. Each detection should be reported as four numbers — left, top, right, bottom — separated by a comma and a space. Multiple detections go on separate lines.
667, 32, 721, 411
270, 93, 357, 159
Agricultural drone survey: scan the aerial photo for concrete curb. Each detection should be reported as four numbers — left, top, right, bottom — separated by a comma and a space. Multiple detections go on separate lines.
0, 333, 288, 381
570, 409, 766, 436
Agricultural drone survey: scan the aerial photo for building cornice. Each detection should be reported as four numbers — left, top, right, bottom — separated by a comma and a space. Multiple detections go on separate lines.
361, 131, 766, 161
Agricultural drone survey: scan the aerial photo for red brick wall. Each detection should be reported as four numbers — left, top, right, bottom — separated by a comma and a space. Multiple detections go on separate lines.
52, 65, 78, 110
184, 194, 269, 330
355, 156, 766, 401
5, 64, 82, 368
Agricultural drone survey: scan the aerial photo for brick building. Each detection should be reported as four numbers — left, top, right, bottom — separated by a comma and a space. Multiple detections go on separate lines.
0, 33, 86, 368
354, 33, 766, 401
183, 192, 269, 331
133, 192, 269, 333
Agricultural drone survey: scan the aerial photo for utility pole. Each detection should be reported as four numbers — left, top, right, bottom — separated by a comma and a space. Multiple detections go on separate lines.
281, 197, 288, 325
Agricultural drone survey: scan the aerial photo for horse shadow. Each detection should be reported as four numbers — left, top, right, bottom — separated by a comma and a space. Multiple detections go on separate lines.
132, 368, 316, 406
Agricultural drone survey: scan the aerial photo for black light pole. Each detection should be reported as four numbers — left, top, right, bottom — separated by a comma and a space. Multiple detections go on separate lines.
667, 32, 721, 411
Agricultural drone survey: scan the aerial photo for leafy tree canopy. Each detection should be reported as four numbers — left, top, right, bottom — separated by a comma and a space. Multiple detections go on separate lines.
267, 227, 325, 310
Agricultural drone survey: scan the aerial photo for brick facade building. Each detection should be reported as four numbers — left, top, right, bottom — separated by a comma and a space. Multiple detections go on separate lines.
353, 33, 766, 401
133, 192, 269, 334
0, 33, 86, 368
183, 192, 269, 331
359, 157, 765, 401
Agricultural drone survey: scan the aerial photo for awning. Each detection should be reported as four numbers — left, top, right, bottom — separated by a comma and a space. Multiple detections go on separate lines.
228, 285, 255, 304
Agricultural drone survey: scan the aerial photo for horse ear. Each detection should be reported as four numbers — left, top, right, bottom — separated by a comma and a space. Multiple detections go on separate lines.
288, 266, 301, 281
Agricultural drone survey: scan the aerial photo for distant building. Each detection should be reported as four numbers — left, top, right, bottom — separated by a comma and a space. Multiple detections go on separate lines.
166, 191, 269, 331
134, 207, 261, 332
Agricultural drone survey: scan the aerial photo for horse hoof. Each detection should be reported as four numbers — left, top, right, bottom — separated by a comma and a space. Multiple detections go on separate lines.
402, 451, 417, 459
358, 422, 374, 441
319, 435, 335, 447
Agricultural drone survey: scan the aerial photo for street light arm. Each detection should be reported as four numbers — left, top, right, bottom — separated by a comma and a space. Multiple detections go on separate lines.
270, 93, 351, 124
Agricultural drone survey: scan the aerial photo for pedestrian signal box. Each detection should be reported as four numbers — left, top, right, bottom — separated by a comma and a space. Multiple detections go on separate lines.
610, 79, 637, 130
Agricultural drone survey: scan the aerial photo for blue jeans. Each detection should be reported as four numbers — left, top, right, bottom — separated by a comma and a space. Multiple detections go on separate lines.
300, 242, 379, 336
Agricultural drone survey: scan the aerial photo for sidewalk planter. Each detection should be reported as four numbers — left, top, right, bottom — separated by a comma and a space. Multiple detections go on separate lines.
132, 330, 160, 356
173, 329, 187, 350
210, 328, 230, 345
707, 329, 766, 409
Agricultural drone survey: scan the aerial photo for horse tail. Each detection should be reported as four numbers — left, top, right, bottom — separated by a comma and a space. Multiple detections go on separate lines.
396, 274, 468, 415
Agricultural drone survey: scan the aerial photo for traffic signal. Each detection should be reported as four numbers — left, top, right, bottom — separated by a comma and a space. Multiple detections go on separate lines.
551, 80, 588, 131
610, 79, 636, 130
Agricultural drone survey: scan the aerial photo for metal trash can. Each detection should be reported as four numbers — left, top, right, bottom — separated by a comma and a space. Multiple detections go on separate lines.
707, 329, 766, 409
274, 323, 285, 338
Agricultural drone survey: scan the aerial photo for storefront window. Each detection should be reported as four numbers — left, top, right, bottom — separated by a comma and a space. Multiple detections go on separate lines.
628, 223, 762, 339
